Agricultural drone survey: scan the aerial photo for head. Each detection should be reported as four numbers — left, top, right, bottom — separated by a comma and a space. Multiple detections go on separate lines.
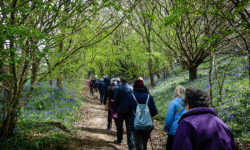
116, 77, 120, 82
183, 88, 210, 110
121, 78, 128, 83
110, 78, 116, 84
174, 85, 186, 98
137, 77, 144, 81
94, 75, 98, 79
133, 79, 144, 90
100, 78, 104, 81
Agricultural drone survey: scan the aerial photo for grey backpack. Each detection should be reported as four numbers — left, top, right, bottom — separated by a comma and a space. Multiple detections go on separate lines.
132, 93, 154, 131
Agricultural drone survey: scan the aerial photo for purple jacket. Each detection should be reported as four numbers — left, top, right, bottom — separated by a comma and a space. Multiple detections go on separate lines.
173, 107, 238, 150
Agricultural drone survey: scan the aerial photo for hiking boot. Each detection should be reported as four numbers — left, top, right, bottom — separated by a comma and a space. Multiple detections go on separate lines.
114, 140, 121, 145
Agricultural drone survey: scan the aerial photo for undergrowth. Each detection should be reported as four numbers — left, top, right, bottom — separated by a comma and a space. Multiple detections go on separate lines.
0, 79, 84, 150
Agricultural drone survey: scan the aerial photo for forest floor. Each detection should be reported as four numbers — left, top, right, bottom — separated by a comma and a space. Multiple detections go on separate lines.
71, 81, 166, 150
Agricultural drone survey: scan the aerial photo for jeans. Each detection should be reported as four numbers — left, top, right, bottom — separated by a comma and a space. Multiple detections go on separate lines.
117, 112, 134, 148
132, 130, 151, 150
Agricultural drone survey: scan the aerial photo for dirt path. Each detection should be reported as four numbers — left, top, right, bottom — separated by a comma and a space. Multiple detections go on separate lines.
73, 82, 166, 150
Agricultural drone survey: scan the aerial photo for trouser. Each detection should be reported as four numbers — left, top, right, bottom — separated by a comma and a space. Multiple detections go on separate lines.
93, 88, 98, 98
166, 135, 174, 150
132, 130, 152, 150
90, 88, 93, 95
107, 109, 118, 129
99, 91, 104, 104
107, 109, 112, 129
117, 112, 134, 148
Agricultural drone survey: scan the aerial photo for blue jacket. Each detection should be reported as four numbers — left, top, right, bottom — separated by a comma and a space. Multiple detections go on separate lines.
128, 88, 158, 130
163, 97, 186, 135
115, 82, 133, 113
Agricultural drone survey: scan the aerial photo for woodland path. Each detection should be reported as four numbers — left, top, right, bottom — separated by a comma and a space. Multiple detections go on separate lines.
72, 81, 166, 150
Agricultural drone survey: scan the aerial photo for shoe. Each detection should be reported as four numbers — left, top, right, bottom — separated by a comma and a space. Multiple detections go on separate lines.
114, 140, 121, 145
106, 127, 111, 131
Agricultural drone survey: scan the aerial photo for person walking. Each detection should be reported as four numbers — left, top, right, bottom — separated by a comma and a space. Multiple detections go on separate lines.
114, 78, 134, 149
98, 78, 106, 104
173, 88, 238, 150
137, 77, 149, 94
103, 75, 110, 88
88, 77, 94, 96
128, 79, 158, 150
163, 85, 186, 150
92, 75, 99, 99
104, 78, 119, 131
116, 77, 121, 86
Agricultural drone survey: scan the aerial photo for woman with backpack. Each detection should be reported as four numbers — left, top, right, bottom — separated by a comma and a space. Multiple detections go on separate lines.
163, 85, 186, 150
128, 79, 158, 150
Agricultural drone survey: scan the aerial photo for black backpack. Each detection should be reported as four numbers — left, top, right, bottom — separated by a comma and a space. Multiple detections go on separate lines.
92, 79, 99, 88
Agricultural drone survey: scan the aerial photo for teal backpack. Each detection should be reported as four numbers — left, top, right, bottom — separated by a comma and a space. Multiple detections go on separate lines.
132, 93, 154, 131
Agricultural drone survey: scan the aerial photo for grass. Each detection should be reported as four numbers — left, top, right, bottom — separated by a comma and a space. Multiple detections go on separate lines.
148, 56, 249, 143
0, 79, 84, 150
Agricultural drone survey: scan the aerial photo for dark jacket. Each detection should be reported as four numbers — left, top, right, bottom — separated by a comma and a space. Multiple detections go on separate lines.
104, 85, 118, 105
115, 82, 133, 113
98, 81, 106, 94
104, 77, 110, 88
133, 85, 149, 94
128, 88, 158, 130
117, 81, 121, 86
173, 107, 238, 150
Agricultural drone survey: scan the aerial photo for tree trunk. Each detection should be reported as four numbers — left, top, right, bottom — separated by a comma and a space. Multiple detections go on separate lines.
31, 60, 40, 84
0, 102, 18, 140
56, 70, 64, 89
156, 72, 161, 79
249, 54, 250, 85
0, 86, 23, 140
188, 65, 198, 81
163, 64, 169, 78
148, 57, 155, 86
99, 63, 104, 77
56, 39, 64, 89
208, 52, 214, 107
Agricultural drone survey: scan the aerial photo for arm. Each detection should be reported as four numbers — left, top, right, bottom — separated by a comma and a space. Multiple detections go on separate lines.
149, 96, 158, 117
163, 101, 175, 131
128, 95, 134, 117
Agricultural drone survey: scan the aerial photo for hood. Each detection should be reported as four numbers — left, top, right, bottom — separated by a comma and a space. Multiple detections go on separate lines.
175, 97, 185, 107
179, 107, 217, 123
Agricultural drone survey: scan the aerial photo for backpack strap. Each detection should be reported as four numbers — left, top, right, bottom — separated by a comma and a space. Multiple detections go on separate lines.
132, 93, 150, 105
146, 94, 150, 105
132, 93, 138, 104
